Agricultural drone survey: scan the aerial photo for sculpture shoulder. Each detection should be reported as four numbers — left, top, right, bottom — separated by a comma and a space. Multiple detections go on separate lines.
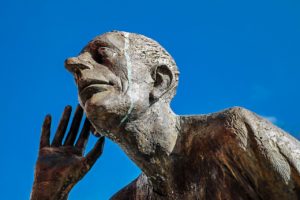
217, 106, 260, 124
200, 106, 300, 148
206, 106, 275, 132
179, 106, 300, 162
177, 106, 261, 161
179, 106, 258, 136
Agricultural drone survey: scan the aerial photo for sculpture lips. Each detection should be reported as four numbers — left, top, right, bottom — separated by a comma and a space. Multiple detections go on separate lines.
79, 84, 111, 105
78, 79, 112, 92
79, 79, 113, 105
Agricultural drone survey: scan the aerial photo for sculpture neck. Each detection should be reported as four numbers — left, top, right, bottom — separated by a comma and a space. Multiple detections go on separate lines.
118, 102, 180, 193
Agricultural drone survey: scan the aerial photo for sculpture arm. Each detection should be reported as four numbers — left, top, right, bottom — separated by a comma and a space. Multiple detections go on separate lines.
224, 107, 300, 199
243, 109, 300, 183
31, 105, 105, 200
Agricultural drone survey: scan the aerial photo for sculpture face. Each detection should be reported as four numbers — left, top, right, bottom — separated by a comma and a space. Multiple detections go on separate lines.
65, 31, 178, 139
65, 32, 155, 132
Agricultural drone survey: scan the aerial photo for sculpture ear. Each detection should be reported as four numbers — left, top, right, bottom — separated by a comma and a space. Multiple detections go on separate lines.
150, 65, 173, 103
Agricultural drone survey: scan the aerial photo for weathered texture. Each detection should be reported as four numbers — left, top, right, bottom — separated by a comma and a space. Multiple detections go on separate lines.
31, 106, 105, 200
64, 31, 300, 199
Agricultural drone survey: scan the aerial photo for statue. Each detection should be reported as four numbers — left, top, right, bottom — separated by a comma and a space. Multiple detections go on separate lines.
31, 31, 300, 200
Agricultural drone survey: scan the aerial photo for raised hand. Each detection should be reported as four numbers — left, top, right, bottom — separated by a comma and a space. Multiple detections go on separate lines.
31, 105, 105, 200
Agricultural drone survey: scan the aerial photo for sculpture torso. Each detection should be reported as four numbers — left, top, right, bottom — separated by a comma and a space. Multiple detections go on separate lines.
63, 31, 300, 200
112, 107, 300, 200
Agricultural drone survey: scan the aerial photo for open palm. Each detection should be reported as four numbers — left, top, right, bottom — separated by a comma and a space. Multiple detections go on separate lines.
32, 105, 104, 200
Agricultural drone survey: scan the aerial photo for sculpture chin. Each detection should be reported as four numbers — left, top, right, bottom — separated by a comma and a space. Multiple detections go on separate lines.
82, 91, 131, 133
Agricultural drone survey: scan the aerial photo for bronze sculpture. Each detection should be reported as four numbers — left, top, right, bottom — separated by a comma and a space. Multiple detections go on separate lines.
31, 31, 300, 200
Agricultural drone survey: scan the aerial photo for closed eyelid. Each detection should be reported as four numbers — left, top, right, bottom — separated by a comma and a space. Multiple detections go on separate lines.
98, 47, 120, 57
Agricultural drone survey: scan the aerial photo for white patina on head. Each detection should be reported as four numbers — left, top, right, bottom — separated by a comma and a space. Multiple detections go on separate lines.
65, 31, 179, 134
120, 32, 134, 124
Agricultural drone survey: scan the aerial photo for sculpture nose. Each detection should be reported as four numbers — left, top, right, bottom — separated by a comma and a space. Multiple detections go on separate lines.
64, 57, 90, 73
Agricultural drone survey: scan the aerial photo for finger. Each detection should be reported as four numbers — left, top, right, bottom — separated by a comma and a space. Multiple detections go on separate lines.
75, 118, 91, 154
85, 136, 105, 167
64, 105, 83, 146
91, 125, 102, 137
39, 115, 51, 149
51, 106, 72, 147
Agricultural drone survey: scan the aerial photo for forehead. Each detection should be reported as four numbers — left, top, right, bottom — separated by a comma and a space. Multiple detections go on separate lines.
83, 32, 177, 74
89, 32, 126, 52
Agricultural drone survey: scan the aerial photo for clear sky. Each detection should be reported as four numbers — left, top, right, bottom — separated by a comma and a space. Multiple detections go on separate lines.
0, 0, 299, 199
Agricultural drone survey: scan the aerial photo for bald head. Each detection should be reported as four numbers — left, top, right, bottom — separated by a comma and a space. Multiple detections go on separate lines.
85, 31, 180, 102
65, 31, 180, 132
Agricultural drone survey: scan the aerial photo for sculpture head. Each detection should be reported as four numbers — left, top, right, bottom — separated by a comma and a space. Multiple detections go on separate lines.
65, 31, 179, 136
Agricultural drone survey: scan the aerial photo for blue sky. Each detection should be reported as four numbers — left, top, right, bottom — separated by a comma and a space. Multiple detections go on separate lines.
0, 0, 299, 199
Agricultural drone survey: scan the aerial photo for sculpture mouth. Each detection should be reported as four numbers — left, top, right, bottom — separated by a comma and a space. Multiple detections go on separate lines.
79, 79, 114, 105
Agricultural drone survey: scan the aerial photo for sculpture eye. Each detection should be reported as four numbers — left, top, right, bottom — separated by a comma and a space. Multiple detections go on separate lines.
88, 41, 110, 64
92, 47, 103, 63
96, 47, 117, 64
98, 47, 117, 58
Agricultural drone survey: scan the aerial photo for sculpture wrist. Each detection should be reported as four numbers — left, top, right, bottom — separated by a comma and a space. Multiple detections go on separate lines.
31, 180, 70, 200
